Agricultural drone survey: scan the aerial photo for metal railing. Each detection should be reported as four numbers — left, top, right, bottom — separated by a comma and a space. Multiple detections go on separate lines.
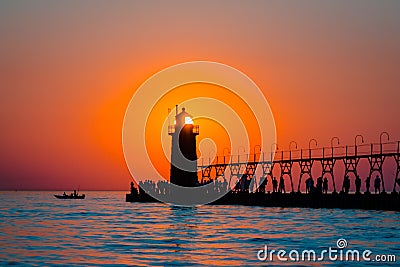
199, 141, 400, 167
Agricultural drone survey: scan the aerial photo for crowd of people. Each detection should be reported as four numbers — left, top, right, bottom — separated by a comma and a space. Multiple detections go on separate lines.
130, 178, 230, 196
130, 174, 389, 196
340, 174, 382, 194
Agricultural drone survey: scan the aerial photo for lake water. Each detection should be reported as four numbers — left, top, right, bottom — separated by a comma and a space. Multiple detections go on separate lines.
0, 191, 399, 266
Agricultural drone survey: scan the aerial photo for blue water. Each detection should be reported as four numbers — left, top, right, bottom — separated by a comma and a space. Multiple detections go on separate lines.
0, 191, 399, 266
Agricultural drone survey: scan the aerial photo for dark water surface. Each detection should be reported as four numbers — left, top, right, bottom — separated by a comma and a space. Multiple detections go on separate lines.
0, 191, 399, 266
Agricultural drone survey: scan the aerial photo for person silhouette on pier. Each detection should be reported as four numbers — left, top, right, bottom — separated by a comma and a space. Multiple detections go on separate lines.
305, 177, 314, 193
365, 176, 371, 194
305, 178, 311, 193
345, 176, 351, 193
272, 177, 278, 193
222, 178, 228, 193
259, 177, 267, 193
278, 176, 286, 193
138, 181, 145, 195
355, 175, 361, 194
342, 176, 350, 194
316, 177, 323, 193
323, 177, 328, 194
374, 175, 381, 194
130, 181, 138, 196
272, 176, 278, 192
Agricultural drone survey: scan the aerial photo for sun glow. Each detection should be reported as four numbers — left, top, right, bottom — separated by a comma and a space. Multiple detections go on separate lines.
185, 116, 193, 124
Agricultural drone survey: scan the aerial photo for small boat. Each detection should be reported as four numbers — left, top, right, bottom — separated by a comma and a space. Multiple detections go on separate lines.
54, 191, 85, 199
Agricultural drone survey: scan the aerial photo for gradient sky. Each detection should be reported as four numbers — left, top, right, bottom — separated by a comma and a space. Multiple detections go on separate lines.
1, 0, 400, 190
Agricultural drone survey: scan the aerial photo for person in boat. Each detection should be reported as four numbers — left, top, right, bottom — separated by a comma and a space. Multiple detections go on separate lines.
63, 192, 66, 196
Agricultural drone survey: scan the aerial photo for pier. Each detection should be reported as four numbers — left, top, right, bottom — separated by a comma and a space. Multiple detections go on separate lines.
198, 135, 400, 194
126, 134, 400, 211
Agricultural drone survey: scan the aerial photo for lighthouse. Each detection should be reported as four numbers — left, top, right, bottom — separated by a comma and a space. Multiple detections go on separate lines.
169, 106, 199, 187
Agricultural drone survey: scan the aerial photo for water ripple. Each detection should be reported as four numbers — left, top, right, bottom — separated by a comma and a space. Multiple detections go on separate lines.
0, 191, 399, 266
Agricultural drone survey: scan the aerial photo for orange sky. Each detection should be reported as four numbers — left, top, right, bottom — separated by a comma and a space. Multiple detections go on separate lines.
0, 1, 400, 190
141, 82, 264, 181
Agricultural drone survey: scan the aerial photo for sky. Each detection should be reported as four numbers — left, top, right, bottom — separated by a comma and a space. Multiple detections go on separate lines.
0, 0, 400, 190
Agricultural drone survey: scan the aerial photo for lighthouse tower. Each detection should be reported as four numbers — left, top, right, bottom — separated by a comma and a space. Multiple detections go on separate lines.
169, 106, 199, 187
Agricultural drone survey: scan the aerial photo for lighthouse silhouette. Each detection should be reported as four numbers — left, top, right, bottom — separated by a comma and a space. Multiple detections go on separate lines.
169, 106, 199, 187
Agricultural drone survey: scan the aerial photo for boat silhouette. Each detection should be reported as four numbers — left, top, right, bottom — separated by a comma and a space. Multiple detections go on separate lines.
54, 190, 85, 199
